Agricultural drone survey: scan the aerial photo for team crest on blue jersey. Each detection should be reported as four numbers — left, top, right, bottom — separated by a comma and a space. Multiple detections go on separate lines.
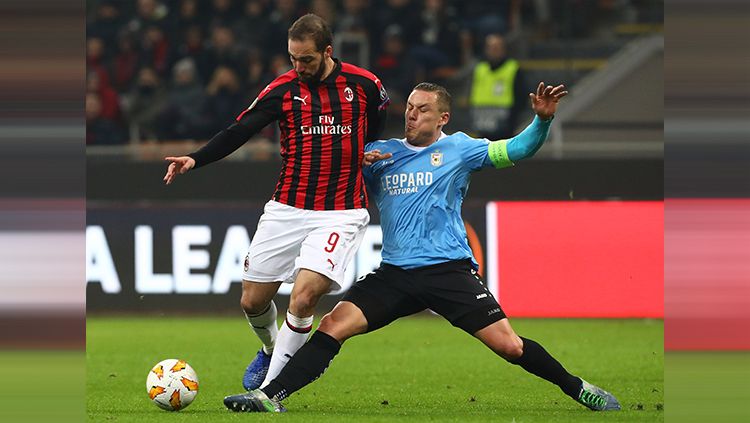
430, 151, 443, 166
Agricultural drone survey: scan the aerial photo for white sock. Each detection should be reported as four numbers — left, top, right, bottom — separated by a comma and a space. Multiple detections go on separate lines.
260, 310, 313, 387
245, 301, 278, 355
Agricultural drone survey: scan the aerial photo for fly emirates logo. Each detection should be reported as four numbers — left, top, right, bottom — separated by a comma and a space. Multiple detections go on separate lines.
382, 171, 433, 195
301, 115, 352, 135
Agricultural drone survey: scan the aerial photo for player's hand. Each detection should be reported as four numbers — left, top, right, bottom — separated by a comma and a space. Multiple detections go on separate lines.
163, 156, 196, 185
363, 149, 392, 166
530, 82, 567, 121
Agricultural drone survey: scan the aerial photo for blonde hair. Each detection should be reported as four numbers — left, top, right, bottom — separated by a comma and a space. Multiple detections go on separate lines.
413, 82, 451, 112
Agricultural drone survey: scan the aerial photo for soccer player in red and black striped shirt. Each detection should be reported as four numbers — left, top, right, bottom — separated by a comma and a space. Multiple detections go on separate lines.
163, 14, 389, 391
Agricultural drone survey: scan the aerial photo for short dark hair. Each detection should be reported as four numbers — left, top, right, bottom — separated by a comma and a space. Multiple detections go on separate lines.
288, 14, 333, 53
413, 82, 452, 112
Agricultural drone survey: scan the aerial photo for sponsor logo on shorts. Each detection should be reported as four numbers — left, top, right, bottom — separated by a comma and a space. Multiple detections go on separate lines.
487, 307, 501, 316
476, 293, 488, 300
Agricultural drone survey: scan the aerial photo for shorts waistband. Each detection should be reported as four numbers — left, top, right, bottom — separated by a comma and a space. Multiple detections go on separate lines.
382, 258, 474, 272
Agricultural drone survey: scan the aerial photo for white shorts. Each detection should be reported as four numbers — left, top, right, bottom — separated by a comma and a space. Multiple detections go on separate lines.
243, 200, 370, 292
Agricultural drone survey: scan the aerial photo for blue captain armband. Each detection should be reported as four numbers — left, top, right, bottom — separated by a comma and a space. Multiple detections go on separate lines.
488, 139, 514, 169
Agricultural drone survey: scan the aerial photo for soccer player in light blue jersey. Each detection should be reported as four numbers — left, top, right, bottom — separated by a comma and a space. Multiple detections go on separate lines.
224, 82, 621, 413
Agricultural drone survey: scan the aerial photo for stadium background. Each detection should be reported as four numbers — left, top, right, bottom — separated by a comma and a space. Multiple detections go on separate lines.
86, 0, 664, 314
82, 0, 669, 420
5, 0, 750, 422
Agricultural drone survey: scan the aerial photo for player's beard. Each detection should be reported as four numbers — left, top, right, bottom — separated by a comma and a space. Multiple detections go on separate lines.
297, 55, 327, 83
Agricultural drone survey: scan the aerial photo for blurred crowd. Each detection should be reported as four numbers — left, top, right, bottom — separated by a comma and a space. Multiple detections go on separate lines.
86, 0, 661, 145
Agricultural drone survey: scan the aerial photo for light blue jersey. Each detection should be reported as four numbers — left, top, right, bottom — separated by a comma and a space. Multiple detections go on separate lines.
364, 116, 550, 269
363, 131, 492, 268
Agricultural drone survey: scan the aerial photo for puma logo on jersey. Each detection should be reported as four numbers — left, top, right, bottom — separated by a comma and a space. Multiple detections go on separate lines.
327, 258, 336, 270
293, 95, 308, 105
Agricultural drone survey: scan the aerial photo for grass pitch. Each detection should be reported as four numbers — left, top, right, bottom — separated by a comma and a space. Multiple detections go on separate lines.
87, 316, 663, 422
664, 351, 750, 422
0, 350, 85, 423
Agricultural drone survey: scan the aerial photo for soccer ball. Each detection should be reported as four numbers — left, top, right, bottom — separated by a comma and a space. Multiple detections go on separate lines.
146, 358, 199, 411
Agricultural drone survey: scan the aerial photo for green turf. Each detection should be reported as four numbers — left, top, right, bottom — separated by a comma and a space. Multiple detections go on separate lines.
87, 316, 663, 422
0, 350, 85, 423
665, 352, 750, 422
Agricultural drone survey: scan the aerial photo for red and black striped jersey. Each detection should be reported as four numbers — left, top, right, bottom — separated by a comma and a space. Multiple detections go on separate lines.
236, 59, 389, 211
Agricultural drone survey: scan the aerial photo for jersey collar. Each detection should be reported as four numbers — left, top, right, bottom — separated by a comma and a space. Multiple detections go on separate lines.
401, 132, 448, 151
321, 58, 342, 84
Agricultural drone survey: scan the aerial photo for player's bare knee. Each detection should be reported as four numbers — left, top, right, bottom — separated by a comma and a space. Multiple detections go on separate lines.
499, 339, 524, 361
240, 293, 269, 315
504, 344, 524, 361
289, 290, 322, 316
318, 312, 361, 342
317, 313, 343, 339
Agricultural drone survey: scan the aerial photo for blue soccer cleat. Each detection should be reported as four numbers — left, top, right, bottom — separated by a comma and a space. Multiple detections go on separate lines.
224, 389, 286, 413
576, 379, 621, 411
242, 349, 271, 391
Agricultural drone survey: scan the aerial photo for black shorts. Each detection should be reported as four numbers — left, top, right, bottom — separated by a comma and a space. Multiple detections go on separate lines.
342, 259, 507, 335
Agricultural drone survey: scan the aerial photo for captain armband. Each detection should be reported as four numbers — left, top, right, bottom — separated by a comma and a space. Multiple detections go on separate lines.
487, 140, 514, 169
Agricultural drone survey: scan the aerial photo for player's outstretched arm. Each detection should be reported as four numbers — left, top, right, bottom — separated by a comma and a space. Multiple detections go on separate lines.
488, 82, 567, 168
162, 83, 280, 185
163, 156, 196, 185
162, 118, 262, 185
